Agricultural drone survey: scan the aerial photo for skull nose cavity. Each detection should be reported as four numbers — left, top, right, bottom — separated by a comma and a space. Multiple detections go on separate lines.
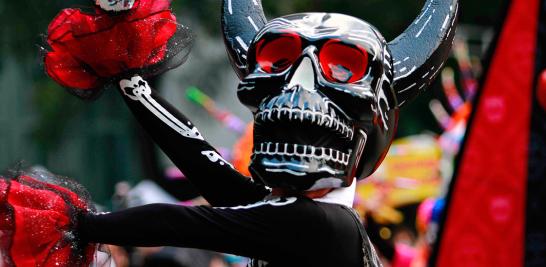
287, 57, 316, 92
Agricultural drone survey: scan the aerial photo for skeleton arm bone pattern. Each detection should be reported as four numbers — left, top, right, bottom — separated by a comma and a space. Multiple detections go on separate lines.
118, 75, 270, 206
120, 76, 204, 141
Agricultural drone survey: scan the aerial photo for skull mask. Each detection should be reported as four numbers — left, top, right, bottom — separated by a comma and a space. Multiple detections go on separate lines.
222, 0, 459, 191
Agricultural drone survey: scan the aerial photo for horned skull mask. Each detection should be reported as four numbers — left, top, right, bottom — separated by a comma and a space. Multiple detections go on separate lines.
223, 0, 459, 191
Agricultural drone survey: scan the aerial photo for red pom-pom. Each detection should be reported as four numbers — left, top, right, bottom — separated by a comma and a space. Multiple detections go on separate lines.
0, 174, 95, 267
44, 0, 178, 98
45, 51, 100, 90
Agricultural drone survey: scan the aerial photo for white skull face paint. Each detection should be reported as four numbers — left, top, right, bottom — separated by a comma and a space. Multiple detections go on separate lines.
95, 0, 135, 12
119, 76, 204, 140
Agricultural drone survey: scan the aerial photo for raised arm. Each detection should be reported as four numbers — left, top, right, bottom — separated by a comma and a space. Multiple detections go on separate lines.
118, 75, 269, 206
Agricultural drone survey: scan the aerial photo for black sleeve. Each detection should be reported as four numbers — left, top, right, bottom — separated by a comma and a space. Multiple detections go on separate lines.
117, 76, 270, 207
79, 198, 326, 261
365, 216, 394, 260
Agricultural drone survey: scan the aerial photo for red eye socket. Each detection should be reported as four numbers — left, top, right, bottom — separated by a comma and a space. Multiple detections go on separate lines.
319, 40, 369, 83
255, 33, 302, 73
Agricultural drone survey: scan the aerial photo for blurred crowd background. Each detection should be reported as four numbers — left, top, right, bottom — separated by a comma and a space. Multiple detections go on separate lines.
0, 0, 505, 266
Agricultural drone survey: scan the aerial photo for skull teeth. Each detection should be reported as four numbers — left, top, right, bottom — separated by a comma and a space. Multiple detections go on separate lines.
255, 108, 354, 140
254, 142, 351, 166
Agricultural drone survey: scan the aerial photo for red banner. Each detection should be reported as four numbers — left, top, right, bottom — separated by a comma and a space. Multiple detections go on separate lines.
435, 0, 538, 266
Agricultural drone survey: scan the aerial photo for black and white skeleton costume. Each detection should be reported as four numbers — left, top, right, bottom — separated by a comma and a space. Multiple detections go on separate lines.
78, 77, 379, 266
0, 0, 458, 266
79, 0, 459, 265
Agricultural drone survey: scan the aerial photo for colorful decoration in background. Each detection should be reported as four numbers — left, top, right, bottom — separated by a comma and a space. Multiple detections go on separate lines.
355, 37, 481, 225
185, 86, 254, 176
186, 87, 247, 135
430, 39, 480, 157
440, 68, 465, 109
433, 0, 546, 266
452, 39, 479, 100
354, 135, 443, 224
232, 124, 254, 177
416, 198, 443, 235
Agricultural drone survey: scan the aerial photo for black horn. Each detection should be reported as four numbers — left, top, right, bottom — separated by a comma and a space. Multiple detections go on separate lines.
222, 0, 267, 79
388, 0, 460, 107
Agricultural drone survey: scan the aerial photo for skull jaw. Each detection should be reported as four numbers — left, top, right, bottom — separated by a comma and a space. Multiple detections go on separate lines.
249, 153, 352, 191
249, 124, 378, 191
248, 90, 363, 191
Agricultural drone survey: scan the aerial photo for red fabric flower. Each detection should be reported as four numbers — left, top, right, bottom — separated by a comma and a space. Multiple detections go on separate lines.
0, 175, 95, 267
45, 0, 178, 95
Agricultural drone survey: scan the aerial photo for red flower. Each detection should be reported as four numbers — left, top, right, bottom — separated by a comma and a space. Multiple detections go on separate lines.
45, 0, 178, 96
